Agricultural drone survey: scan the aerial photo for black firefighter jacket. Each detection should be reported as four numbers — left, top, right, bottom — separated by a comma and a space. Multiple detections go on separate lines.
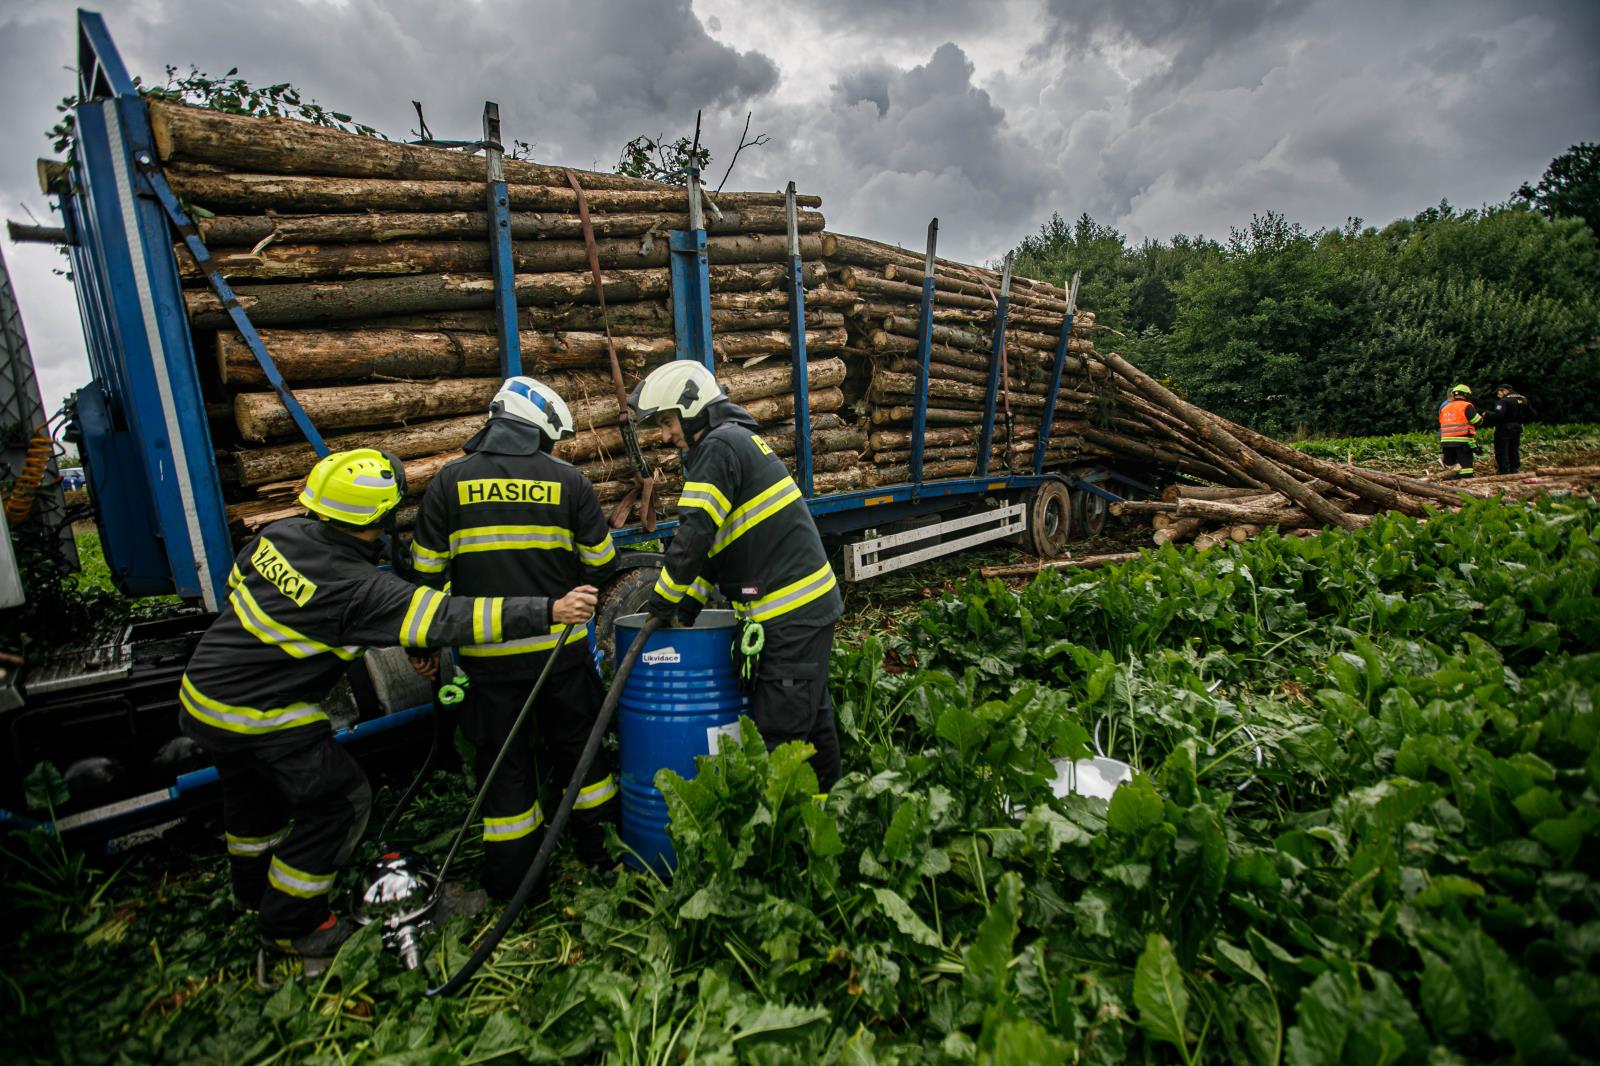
180, 515, 553, 754
410, 418, 618, 678
646, 403, 843, 631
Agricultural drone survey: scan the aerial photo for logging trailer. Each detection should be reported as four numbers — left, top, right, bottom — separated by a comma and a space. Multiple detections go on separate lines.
0, 11, 1144, 841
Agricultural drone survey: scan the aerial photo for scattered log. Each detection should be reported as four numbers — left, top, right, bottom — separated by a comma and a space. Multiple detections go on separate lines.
978, 552, 1142, 579
1230, 524, 1264, 543
1110, 500, 1178, 516
1161, 484, 1264, 502
1097, 351, 1361, 531
1152, 518, 1204, 546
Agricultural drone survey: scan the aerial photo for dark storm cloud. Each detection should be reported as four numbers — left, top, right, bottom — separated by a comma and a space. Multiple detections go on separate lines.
1040, 0, 1312, 98
2, 0, 1597, 406
786, 0, 991, 36
832, 62, 895, 117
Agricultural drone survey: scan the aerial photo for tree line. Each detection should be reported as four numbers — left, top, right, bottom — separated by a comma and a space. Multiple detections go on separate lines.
1012, 145, 1600, 438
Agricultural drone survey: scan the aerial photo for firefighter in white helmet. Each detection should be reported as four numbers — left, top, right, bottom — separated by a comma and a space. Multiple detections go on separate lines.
180, 449, 571, 967
629, 361, 844, 789
409, 377, 618, 897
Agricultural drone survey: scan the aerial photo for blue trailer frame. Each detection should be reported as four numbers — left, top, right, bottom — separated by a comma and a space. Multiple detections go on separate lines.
11, 11, 1139, 840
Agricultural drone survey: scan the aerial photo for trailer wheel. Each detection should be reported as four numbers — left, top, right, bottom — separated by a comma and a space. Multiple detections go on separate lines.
1075, 487, 1109, 538
596, 567, 728, 662
1027, 481, 1072, 557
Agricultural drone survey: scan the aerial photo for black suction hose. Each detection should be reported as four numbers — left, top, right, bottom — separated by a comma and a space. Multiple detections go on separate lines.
427, 615, 663, 997
429, 624, 572, 890
376, 683, 448, 842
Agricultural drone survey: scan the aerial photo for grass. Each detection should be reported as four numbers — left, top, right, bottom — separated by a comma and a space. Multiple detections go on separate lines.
1292, 421, 1600, 472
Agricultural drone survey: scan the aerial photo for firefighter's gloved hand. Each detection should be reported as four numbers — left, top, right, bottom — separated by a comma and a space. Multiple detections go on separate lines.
643, 592, 678, 623
674, 600, 705, 629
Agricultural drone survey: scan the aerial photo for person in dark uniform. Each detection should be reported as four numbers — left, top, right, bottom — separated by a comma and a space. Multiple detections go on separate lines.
409, 378, 619, 898
179, 449, 590, 966
1437, 384, 1483, 477
1484, 384, 1535, 474
629, 361, 844, 790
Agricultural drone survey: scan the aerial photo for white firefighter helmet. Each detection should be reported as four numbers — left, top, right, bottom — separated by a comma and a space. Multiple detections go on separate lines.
628, 361, 725, 424
491, 377, 575, 440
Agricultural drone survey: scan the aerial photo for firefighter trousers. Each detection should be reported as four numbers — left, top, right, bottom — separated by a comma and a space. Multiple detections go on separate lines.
751, 620, 842, 791
1494, 425, 1523, 474
461, 660, 619, 899
214, 735, 372, 938
1441, 441, 1475, 475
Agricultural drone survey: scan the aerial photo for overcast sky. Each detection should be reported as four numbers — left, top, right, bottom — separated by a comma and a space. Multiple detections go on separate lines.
2, 0, 1595, 412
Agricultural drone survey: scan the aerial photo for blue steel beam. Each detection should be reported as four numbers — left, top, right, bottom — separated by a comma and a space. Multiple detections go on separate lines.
785, 182, 814, 496
669, 167, 715, 370
977, 252, 1014, 476
137, 157, 329, 456
1034, 272, 1080, 475
907, 219, 938, 496
482, 102, 522, 377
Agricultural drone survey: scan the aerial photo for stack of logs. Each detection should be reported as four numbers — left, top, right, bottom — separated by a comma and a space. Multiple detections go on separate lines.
143, 100, 859, 530
125, 100, 1460, 544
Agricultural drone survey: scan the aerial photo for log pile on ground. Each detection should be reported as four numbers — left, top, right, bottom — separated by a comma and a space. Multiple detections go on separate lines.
125, 100, 1589, 547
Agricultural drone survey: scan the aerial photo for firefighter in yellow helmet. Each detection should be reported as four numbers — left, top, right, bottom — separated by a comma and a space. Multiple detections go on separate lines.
179, 449, 595, 967
1438, 384, 1483, 476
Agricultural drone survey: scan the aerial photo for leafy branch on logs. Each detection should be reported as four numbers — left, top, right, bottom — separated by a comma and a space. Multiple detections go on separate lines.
48, 64, 387, 155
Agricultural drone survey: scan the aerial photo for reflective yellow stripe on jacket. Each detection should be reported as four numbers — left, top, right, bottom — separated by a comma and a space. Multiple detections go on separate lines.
448, 524, 573, 555
679, 480, 732, 528
411, 540, 449, 575
458, 620, 591, 658
653, 566, 693, 605
733, 561, 838, 624
179, 675, 328, 735
230, 581, 361, 661
710, 476, 804, 557
400, 587, 446, 648
578, 535, 617, 568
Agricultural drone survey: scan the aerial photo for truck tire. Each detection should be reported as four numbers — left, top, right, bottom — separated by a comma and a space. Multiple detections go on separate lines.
594, 568, 729, 663
1027, 481, 1072, 557
1075, 487, 1108, 538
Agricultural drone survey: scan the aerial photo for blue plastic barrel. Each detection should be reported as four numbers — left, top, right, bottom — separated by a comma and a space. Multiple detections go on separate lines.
616, 610, 750, 873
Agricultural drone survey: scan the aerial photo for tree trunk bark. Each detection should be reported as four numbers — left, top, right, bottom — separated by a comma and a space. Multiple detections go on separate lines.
1152, 518, 1204, 546
1219, 419, 1429, 518
978, 552, 1141, 579
166, 168, 821, 214
151, 99, 664, 190
186, 262, 824, 328
234, 356, 845, 441
195, 206, 824, 246
221, 325, 847, 385
176, 232, 833, 283
1097, 351, 1361, 531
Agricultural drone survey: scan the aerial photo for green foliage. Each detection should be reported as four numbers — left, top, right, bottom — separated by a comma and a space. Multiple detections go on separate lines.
49, 63, 385, 155
1011, 188, 1600, 439
1518, 142, 1600, 239
1293, 422, 1600, 471
615, 133, 712, 186
4, 500, 1598, 1062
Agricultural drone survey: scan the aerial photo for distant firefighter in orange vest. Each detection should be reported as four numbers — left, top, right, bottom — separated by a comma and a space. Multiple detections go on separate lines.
1438, 384, 1483, 476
